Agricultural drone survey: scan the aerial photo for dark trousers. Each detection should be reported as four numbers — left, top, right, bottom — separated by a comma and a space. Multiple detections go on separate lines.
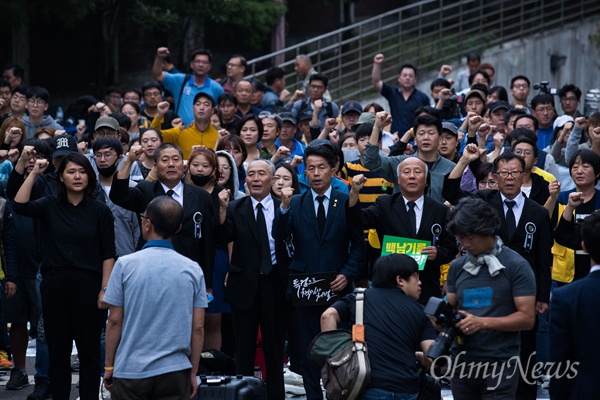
451, 359, 519, 399
294, 305, 328, 400
231, 271, 285, 400
41, 269, 105, 400
516, 321, 538, 400
111, 368, 191, 400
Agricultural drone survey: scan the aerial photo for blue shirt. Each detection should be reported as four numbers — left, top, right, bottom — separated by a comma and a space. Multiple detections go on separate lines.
380, 83, 430, 135
537, 127, 554, 150
275, 138, 306, 174
161, 73, 224, 125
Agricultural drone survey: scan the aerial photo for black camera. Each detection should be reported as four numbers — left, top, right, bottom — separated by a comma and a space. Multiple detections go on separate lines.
533, 81, 558, 96
437, 88, 463, 120
424, 297, 463, 359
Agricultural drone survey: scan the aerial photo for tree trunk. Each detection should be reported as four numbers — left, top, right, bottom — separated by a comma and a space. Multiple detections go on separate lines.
10, 3, 29, 85
101, 0, 121, 89
181, 15, 204, 69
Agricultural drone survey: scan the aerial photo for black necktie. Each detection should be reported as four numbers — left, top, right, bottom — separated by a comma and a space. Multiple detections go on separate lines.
407, 201, 417, 237
504, 200, 516, 238
166, 189, 175, 197
316, 195, 326, 237
256, 203, 272, 275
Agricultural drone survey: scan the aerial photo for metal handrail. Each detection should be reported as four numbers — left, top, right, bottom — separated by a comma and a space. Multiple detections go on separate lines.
245, 0, 600, 104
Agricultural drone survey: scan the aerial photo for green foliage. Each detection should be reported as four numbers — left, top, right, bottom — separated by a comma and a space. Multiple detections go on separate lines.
130, 0, 286, 47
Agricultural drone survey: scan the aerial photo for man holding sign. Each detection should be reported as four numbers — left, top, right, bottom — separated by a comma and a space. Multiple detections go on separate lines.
348, 157, 457, 305
279, 141, 365, 400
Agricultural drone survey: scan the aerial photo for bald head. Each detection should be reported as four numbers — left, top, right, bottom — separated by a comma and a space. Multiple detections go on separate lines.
396, 157, 428, 200
294, 55, 312, 79
144, 196, 184, 239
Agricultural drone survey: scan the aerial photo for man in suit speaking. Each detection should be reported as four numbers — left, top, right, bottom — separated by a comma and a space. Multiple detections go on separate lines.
217, 159, 286, 400
279, 141, 365, 400
347, 157, 457, 305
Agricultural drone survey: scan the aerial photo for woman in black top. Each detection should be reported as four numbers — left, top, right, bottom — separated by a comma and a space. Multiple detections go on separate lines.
13, 152, 116, 400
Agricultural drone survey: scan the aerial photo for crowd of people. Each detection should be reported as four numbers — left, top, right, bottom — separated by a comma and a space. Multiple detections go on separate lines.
0, 46, 598, 400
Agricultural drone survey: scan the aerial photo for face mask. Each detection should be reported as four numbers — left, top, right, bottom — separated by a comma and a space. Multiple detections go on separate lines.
191, 174, 212, 187
97, 163, 118, 177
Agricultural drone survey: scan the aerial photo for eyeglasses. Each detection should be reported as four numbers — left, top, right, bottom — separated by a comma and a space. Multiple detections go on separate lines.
94, 151, 117, 160
309, 84, 325, 90
514, 149, 533, 157
513, 84, 529, 90
496, 171, 524, 178
226, 63, 241, 68
219, 164, 231, 171
561, 97, 578, 103
535, 107, 554, 113
27, 99, 46, 106
478, 180, 498, 189
139, 214, 151, 222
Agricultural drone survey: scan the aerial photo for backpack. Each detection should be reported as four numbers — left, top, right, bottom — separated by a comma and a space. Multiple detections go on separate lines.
308, 288, 371, 400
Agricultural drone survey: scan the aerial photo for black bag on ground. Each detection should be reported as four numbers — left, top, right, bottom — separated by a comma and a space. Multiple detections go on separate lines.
196, 375, 266, 400
198, 349, 236, 375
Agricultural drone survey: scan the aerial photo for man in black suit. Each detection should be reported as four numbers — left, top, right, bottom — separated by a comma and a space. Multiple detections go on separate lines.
550, 212, 600, 399
347, 157, 457, 305
216, 158, 286, 400
443, 146, 552, 400
110, 142, 215, 286
279, 142, 365, 400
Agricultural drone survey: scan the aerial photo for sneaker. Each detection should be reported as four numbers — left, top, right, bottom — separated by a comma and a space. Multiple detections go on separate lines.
0, 350, 13, 370
27, 381, 52, 400
6, 368, 30, 390
71, 354, 80, 371
541, 375, 551, 390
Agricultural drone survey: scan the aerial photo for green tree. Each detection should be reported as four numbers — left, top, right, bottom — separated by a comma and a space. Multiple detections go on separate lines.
130, 0, 286, 63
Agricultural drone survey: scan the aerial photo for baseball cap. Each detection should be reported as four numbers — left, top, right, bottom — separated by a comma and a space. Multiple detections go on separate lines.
342, 101, 363, 115
465, 89, 486, 104
51, 134, 78, 159
553, 115, 575, 131
351, 112, 376, 132
441, 122, 458, 136
489, 101, 511, 113
278, 112, 297, 125
298, 109, 313, 122
95, 116, 119, 132
193, 91, 215, 106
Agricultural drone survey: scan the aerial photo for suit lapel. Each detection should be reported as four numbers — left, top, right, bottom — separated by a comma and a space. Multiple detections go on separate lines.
491, 192, 510, 239
416, 197, 434, 238
392, 196, 414, 236
322, 190, 341, 238
242, 198, 260, 243
302, 191, 321, 239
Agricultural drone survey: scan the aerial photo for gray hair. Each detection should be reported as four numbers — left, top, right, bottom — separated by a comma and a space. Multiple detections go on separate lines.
247, 158, 276, 175
396, 157, 429, 177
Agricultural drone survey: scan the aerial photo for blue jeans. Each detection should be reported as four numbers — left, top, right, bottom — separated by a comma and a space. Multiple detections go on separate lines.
35, 272, 50, 383
361, 388, 418, 400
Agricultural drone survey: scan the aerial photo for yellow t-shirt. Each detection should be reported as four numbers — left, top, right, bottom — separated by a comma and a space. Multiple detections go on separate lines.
152, 117, 218, 159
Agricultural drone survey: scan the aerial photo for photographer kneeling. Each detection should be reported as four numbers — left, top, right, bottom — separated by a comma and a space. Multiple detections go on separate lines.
321, 254, 436, 400
443, 197, 536, 398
